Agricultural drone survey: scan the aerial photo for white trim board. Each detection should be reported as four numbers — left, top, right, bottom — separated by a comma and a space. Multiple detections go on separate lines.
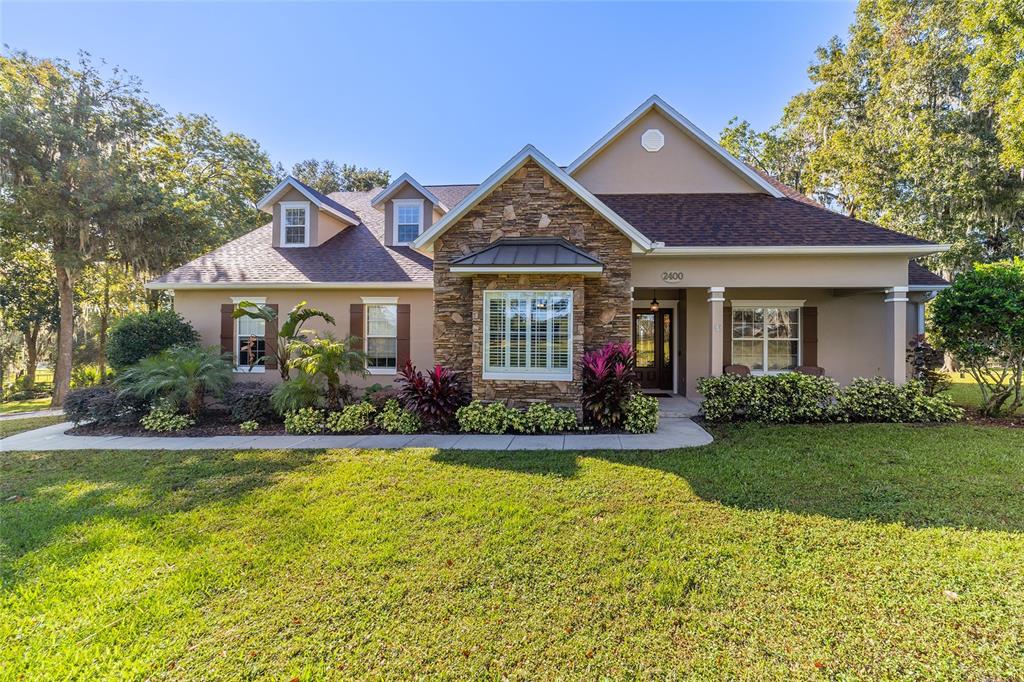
644, 244, 950, 257
371, 172, 449, 212
565, 94, 784, 198
411, 145, 653, 255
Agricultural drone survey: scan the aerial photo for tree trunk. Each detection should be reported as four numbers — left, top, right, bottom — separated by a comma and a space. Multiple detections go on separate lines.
52, 264, 75, 407
24, 322, 40, 389
98, 263, 110, 384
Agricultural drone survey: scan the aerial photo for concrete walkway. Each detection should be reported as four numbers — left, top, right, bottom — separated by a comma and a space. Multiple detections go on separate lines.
1, 418, 712, 452
0, 408, 62, 421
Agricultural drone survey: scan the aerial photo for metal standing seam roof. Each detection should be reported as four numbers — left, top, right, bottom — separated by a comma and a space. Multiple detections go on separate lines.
451, 238, 604, 269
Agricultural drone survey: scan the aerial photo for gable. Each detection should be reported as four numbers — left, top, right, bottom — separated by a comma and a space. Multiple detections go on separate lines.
572, 108, 766, 194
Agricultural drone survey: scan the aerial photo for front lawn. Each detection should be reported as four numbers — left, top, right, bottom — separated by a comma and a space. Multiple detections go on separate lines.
2, 425, 1024, 679
0, 416, 65, 439
0, 397, 52, 415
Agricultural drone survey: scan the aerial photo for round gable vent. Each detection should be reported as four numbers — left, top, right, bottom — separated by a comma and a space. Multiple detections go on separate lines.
641, 128, 665, 152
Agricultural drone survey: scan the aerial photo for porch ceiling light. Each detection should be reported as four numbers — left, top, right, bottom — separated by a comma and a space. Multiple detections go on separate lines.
650, 296, 659, 312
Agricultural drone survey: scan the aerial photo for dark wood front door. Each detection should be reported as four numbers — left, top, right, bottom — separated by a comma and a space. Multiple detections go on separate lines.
633, 309, 673, 390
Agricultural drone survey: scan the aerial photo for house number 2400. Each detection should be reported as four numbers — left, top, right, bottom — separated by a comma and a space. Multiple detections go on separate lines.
661, 271, 685, 282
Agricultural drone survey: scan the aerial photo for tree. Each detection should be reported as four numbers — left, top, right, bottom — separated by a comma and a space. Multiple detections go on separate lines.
292, 158, 390, 193
233, 300, 336, 380
0, 244, 58, 389
290, 335, 366, 411
931, 259, 1024, 416
0, 51, 164, 405
107, 310, 199, 371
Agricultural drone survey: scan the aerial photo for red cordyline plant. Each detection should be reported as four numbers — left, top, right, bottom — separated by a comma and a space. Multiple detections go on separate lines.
581, 341, 639, 428
396, 361, 470, 430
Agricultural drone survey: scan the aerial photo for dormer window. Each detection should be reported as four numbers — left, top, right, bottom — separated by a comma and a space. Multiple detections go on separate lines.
281, 201, 309, 247
394, 199, 423, 245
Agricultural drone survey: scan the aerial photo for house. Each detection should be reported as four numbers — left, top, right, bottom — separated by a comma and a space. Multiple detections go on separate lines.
148, 95, 949, 403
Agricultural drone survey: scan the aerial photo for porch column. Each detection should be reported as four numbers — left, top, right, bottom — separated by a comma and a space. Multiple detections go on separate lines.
884, 286, 909, 384
708, 287, 726, 377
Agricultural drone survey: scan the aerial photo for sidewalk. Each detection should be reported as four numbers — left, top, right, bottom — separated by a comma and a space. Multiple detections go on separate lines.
1, 418, 712, 452
0, 408, 63, 421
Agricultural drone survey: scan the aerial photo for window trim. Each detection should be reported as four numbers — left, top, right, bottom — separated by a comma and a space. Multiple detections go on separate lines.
730, 304, 801, 375
364, 302, 399, 375
280, 201, 310, 248
482, 290, 573, 382
393, 199, 423, 245
232, 296, 267, 374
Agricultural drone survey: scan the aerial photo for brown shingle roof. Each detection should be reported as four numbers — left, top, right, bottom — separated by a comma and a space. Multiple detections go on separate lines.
595, 193, 936, 247
909, 261, 949, 287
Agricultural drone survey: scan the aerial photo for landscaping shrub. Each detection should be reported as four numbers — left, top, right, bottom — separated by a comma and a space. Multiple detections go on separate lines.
140, 404, 194, 432
284, 407, 325, 434
366, 386, 401, 411
396, 361, 470, 430
375, 399, 421, 434
239, 420, 259, 434
623, 394, 660, 434
107, 310, 199, 371
290, 334, 364, 410
270, 372, 325, 416
581, 342, 639, 429
325, 402, 376, 433
456, 400, 518, 434
222, 382, 276, 423
63, 386, 148, 425
117, 345, 232, 417
698, 373, 842, 423
71, 364, 113, 388
520, 402, 577, 434
838, 378, 963, 423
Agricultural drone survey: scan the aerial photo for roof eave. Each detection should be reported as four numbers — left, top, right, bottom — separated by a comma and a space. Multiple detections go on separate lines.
145, 280, 434, 291
370, 173, 450, 212
643, 244, 950, 257
449, 265, 604, 277
256, 177, 359, 225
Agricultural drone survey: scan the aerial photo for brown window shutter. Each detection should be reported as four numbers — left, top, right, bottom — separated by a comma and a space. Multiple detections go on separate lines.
722, 306, 732, 366
264, 303, 279, 370
220, 303, 235, 360
349, 304, 364, 352
397, 303, 411, 368
803, 307, 818, 367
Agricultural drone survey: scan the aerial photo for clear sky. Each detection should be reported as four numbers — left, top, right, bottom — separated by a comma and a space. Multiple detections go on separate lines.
2, 1, 855, 184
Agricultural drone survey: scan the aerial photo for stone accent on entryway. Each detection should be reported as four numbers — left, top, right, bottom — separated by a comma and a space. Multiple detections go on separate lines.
1, 419, 713, 452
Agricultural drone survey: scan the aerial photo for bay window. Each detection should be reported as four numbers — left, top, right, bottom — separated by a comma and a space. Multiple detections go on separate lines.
484, 291, 572, 380
731, 306, 800, 373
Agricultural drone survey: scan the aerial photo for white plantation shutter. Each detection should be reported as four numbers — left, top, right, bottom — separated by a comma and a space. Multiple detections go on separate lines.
484, 291, 572, 378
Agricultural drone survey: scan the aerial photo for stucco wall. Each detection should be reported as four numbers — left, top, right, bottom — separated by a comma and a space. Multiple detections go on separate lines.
573, 109, 764, 194
172, 287, 434, 388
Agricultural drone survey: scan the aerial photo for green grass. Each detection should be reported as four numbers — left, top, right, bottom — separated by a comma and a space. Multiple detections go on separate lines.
0, 416, 64, 439
0, 397, 52, 415
3, 425, 1024, 679
940, 373, 1022, 414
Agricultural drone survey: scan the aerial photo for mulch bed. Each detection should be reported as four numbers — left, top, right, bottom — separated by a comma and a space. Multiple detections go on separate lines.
67, 412, 289, 438
961, 410, 1024, 429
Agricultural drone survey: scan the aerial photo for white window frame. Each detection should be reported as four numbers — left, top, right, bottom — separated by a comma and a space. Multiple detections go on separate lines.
393, 199, 423, 245
483, 290, 573, 381
280, 201, 310, 247
232, 296, 267, 374
730, 303, 802, 375
364, 298, 399, 375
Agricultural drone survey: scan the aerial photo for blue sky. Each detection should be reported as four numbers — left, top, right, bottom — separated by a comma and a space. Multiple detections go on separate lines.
2, 1, 855, 184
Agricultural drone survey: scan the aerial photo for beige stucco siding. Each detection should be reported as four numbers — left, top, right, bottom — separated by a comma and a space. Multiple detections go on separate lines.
173, 287, 434, 388
573, 109, 764, 194
632, 254, 910, 289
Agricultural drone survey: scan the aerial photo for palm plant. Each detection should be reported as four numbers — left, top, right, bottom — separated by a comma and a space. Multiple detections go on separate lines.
117, 345, 232, 417
233, 301, 336, 380
290, 334, 366, 410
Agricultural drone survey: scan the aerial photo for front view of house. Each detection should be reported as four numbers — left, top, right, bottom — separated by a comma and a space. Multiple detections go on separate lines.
149, 96, 949, 403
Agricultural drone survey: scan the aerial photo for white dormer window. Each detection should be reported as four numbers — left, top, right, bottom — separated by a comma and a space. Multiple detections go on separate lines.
394, 199, 423, 245
281, 201, 309, 247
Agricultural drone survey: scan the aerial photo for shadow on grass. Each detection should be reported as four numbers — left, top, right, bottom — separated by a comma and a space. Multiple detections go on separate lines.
434, 423, 1024, 533
0, 448, 323, 573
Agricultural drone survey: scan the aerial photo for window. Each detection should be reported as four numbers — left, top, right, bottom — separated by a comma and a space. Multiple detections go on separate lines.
236, 314, 266, 372
365, 303, 398, 373
731, 306, 800, 373
484, 291, 572, 380
281, 202, 308, 246
394, 199, 422, 244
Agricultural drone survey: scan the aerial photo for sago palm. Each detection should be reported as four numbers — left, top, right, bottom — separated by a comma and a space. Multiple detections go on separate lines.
118, 345, 232, 417
290, 335, 366, 410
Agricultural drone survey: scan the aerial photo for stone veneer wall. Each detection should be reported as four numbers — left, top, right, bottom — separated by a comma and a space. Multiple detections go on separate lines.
433, 160, 633, 404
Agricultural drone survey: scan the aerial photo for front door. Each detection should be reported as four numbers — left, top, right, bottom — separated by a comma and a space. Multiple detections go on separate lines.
633, 309, 673, 390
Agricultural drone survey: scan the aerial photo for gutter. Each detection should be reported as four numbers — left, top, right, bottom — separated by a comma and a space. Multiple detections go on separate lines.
145, 281, 434, 291
642, 244, 951, 257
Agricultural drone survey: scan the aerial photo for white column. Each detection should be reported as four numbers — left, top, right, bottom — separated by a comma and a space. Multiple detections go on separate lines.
708, 287, 726, 377
884, 286, 909, 384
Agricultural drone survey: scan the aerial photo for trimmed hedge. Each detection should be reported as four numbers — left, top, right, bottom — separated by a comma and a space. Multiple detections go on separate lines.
107, 311, 199, 371
223, 382, 276, 424
64, 386, 148, 425
456, 400, 578, 435
698, 374, 962, 424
